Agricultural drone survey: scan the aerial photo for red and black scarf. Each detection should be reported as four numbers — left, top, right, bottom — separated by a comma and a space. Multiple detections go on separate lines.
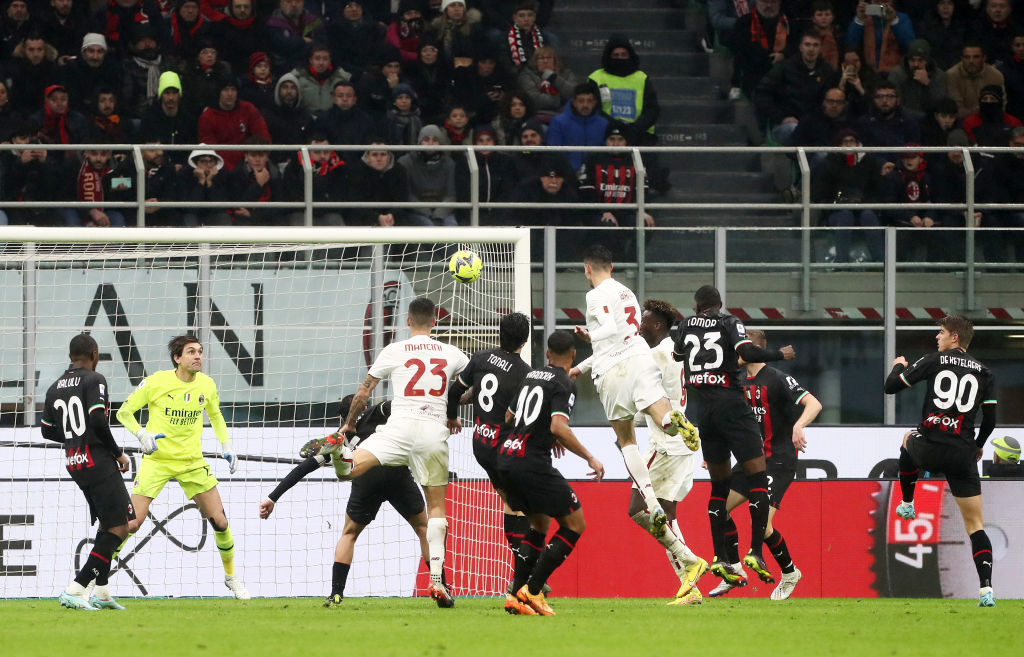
508, 26, 543, 67
898, 162, 928, 203
308, 63, 334, 84
104, 0, 151, 44
41, 104, 70, 144
302, 150, 344, 176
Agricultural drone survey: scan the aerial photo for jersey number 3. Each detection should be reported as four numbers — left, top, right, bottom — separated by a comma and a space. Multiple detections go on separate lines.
404, 358, 448, 397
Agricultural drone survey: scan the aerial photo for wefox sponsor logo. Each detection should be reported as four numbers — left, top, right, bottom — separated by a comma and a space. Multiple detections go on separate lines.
688, 372, 730, 387
65, 446, 94, 471
923, 413, 964, 434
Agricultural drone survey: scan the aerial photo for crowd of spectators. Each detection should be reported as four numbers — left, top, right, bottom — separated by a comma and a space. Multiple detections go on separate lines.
0, 0, 672, 228
709, 0, 1024, 262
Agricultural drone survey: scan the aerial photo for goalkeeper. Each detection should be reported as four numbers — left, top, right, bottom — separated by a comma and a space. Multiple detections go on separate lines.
115, 335, 249, 599
259, 395, 431, 607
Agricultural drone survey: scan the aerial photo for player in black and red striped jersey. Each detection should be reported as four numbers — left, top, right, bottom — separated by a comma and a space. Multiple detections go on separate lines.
445, 312, 532, 586
673, 285, 795, 588
39, 334, 134, 611
497, 330, 604, 616
885, 314, 998, 607
714, 330, 822, 600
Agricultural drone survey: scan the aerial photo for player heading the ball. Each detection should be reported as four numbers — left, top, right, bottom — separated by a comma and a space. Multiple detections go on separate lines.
116, 335, 250, 599
570, 245, 698, 540
321, 296, 469, 608
41, 334, 133, 611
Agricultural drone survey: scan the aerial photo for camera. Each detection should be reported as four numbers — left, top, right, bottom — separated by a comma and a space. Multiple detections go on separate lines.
865, 4, 886, 17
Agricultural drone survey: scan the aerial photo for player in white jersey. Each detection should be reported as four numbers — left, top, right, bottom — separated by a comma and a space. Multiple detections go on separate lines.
629, 299, 708, 605
321, 297, 469, 608
570, 245, 699, 540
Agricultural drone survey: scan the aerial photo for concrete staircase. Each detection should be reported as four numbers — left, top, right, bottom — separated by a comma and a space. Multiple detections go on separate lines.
550, 0, 797, 261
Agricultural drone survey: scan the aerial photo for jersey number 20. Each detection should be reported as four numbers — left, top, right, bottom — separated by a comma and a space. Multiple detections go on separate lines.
53, 396, 86, 439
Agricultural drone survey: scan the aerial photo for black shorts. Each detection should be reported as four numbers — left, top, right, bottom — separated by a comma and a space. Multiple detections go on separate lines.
500, 464, 581, 518
689, 391, 764, 465
473, 442, 507, 493
906, 431, 982, 498
346, 465, 425, 526
78, 471, 134, 528
730, 460, 796, 510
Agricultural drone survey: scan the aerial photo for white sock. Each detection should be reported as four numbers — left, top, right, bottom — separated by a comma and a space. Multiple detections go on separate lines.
426, 517, 448, 583
332, 445, 354, 479
669, 519, 700, 565
94, 584, 112, 600
621, 444, 659, 512
660, 411, 678, 436
65, 581, 86, 596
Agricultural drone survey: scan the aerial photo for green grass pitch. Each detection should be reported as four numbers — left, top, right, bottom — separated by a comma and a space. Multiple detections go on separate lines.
3, 597, 1021, 656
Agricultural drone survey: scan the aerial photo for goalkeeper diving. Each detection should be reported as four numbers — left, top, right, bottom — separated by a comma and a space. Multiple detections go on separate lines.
115, 334, 249, 599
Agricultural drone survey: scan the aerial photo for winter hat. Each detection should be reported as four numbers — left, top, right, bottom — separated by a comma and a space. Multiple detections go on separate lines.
158, 71, 182, 97
907, 39, 930, 60
248, 51, 269, 71
441, 0, 465, 11
520, 117, 545, 138
188, 147, 224, 170
979, 85, 1004, 103
398, 0, 421, 15
44, 84, 67, 98
901, 142, 924, 159
539, 154, 574, 179
375, 43, 403, 66
130, 23, 158, 43
81, 33, 107, 53
946, 129, 970, 147
934, 97, 958, 116
391, 83, 416, 99
418, 124, 447, 143
473, 125, 495, 141
993, 436, 1021, 463
216, 75, 239, 92
605, 120, 628, 140
834, 127, 860, 144
515, 0, 538, 13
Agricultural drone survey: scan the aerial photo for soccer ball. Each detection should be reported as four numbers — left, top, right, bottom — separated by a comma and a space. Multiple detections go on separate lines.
449, 249, 483, 284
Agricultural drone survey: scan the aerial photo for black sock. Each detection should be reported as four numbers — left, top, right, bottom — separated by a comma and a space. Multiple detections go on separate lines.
332, 561, 351, 596
766, 529, 795, 574
74, 531, 121, 588
528, 527, 580, 595
969, 530, 993, 589
899, 447, 919, 503
511, 528, 545, 593
95, 530, 111, 586
504, 513, 528, 554
724, 515, 741, 564
708, 479, 730, 562
746, 471, 771, 555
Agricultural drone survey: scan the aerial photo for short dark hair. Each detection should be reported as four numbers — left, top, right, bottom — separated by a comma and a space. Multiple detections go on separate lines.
69, 333, 98, 359
938, 314, 974, 348
747, 329, 766, 348
572, 81, 599, 99
582, 244, 613, 269
168, 334, 201, 367
499, 312, 530, 352
810, 0, 834, 12
547, 329, 574, 355
339, 393, 355, 421
408, 297, 436, 327
642, 298, 676, 331
309, 42, 331, 57
875, 80, 898, 95
694, 285, 722, 313
963, 41, 985, 54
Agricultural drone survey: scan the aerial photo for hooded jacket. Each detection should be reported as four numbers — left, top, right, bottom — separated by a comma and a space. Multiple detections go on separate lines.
588, 35, 659, 136
264, 72, 313, 162
397, 124, 456, 219
293, 62, 352, 117
348, 150, 408, 225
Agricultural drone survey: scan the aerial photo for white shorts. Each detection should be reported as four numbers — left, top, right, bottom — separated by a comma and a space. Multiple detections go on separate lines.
594, 356, 666, 421
631, 443, 696, 502
357, 416, 450, 487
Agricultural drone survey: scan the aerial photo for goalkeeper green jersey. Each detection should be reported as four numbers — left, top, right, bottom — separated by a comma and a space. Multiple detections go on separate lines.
116, 369, 229, 462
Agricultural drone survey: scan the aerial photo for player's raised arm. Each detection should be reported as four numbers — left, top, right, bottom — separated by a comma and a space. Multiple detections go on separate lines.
260, 455, 327, 518
339, 373, 381, 434
446, 360, 474, 420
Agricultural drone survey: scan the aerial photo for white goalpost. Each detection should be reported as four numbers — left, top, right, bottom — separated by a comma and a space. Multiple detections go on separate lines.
0, 226, 530, 599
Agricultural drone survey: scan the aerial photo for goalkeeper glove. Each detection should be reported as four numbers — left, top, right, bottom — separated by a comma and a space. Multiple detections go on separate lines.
135, 429, 163, 455
221, 441, 238, 474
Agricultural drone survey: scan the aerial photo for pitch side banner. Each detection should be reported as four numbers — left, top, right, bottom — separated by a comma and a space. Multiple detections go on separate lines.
0, 268, 411, 405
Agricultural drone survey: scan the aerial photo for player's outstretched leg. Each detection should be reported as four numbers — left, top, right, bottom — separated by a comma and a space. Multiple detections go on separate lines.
971, 529, 995, 607
668, 410, 700, 452
616, 438, 665, 536
631, 508, 706, 602
896, 446, 919, 519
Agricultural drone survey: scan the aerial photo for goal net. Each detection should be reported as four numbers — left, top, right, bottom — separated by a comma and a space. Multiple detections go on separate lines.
0, 226, 530, 599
